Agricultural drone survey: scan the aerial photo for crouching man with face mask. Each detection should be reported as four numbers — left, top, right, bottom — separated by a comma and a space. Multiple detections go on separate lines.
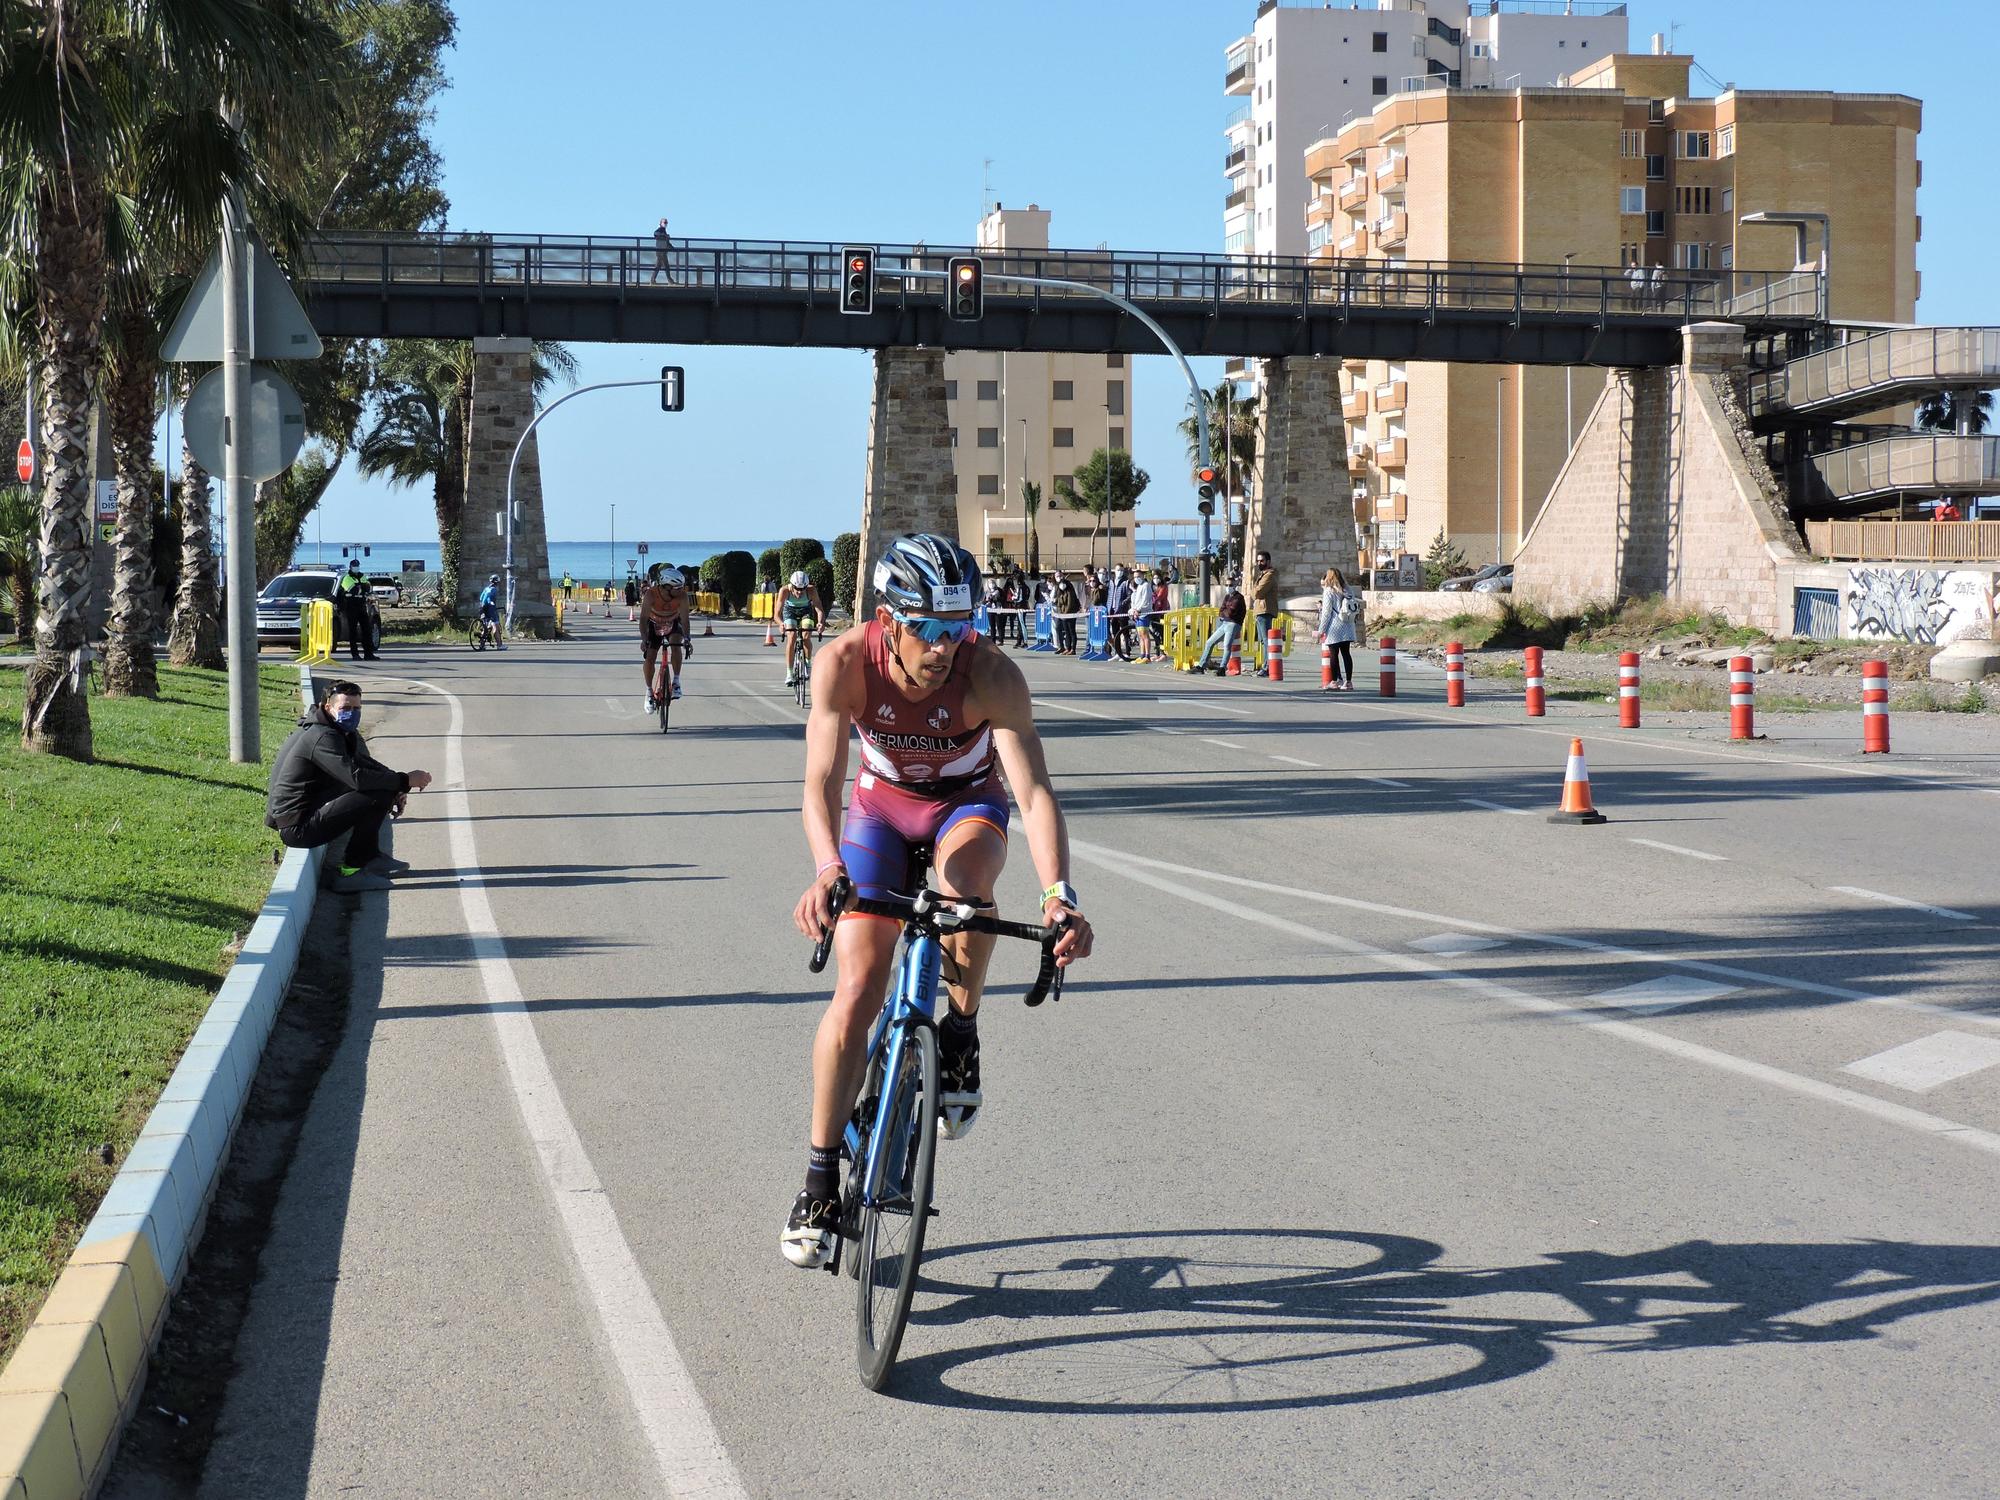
266, 680, 433, 893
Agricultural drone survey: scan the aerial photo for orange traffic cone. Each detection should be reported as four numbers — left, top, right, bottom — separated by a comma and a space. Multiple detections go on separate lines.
702, 622, 715, 637
1548, 737, 1607, 825
763, 617, 777, 647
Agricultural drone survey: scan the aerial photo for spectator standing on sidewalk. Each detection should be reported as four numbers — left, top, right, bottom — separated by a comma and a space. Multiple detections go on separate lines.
267, 680, 432, 893
1107, 566, 1134, 661
1053, 571, 1081, 654
1246, 551, 1279, 676
1316, 567, 1359, 691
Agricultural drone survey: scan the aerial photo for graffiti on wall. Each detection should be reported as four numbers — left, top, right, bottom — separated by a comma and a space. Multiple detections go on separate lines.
1843, 568, 1998, 645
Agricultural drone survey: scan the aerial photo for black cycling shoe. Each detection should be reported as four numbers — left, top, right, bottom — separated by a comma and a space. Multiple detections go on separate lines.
939, 1027, 982, 1141
781, 1189, 841, 1269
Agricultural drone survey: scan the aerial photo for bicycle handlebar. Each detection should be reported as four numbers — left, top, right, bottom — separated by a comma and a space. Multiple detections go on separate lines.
807, 877, 1067, 1007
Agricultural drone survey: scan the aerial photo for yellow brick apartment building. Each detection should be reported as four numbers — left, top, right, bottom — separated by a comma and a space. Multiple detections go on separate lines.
1303, 51, 1920, 568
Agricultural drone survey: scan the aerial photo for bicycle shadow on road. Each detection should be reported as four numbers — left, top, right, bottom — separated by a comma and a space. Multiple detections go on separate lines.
887, 1227, 2000, 1414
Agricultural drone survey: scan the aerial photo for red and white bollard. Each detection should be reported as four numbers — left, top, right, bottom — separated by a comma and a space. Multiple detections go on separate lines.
1862, 659, 1890, 753
1445, 640, 1465, 707
1266, 628, 1284, 683
1618, 651, 1641, 729
1729, 655, 1757, 739
1524, 645, 1546, 717
1321, 640, 1334, 689
1379, 636, 1397, 698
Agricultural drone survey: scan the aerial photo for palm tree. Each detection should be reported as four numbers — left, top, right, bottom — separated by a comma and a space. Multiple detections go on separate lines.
0, 486, 35, 643
0, 0, 343, 756
167, 396, 221, 669
1916, 389, 1993, 435
1177, 379, 1260, 497
1020, 478, 1043, 574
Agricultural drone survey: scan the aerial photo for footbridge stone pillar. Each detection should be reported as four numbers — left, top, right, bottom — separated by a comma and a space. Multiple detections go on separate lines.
461, 337, 553, 632
1249, 357, 1359, 601
855, 347, 957, 620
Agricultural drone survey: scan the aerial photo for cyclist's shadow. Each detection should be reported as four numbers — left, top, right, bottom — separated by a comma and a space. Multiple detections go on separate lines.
888, 1227, 2000, 1413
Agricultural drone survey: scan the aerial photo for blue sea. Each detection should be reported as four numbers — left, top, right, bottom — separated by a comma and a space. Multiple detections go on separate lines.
292, 538, 818, 587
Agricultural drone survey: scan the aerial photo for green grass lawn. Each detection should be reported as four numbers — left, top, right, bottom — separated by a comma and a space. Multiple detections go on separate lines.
0, 663, 301, 1360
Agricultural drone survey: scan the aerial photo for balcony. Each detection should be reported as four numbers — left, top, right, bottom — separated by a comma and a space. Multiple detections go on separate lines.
1224, 143, 1254, 177
1225, 43, 1254, 95
1225, 187, 1252, 213
1374, 155, 1408, 188
1374, 210, 1408, 247
1342, 388, 1370, 420
1343, 355, 1370, 374
1337, 227, 1370, 257
1375, 436, 1407, 469
1336, 175, 1369, 211
1224, 102, 1252, 135
1375, 379, 1407, 412
1375, 492, 1408, 522
1348, 444, 1372, 473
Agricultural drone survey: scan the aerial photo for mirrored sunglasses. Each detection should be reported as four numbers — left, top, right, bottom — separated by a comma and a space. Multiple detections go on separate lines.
891, 611, 976, 645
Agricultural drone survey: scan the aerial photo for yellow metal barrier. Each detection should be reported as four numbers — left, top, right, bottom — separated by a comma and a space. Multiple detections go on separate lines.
553, 598, 564, 632
295, 598, 333, 666
1159, 606, 1292, 671
749, 591, 774, 621
695, 591, 721, 615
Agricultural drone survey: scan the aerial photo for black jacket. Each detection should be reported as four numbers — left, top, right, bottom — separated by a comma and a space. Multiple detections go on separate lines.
265, 707, 409, 831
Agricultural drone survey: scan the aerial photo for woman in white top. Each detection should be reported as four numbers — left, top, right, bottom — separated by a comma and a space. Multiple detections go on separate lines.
1316, 567, 1359, 692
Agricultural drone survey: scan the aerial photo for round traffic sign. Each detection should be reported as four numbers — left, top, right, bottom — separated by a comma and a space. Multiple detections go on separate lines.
182, 365, 306, 483
15, 439, 31, 485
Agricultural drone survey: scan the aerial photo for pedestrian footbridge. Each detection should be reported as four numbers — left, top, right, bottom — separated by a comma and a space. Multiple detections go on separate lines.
1751, 326, 2000, 423
1807, 433, 2000, 512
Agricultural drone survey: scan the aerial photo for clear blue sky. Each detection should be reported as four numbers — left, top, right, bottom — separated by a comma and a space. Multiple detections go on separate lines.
309, 0, 1989, 547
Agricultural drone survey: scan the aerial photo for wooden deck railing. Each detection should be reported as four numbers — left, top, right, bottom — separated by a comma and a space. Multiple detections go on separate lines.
1805, 519, 2000, 563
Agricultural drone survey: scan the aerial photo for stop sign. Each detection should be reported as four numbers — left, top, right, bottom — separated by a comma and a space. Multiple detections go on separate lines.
14, 439, 30, 485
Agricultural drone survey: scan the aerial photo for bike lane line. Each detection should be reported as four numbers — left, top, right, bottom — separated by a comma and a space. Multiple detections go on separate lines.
1068, 838, 2000, 1161
419, 674, 750, 1500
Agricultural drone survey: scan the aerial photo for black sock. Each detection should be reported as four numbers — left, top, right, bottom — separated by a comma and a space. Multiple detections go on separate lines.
940, 1009, 978, 1054
805, 1145, 840, 1200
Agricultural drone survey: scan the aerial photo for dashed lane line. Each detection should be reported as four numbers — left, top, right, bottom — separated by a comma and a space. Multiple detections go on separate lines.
1203, 738, 1247, 750
1457, 797, 1533, 816
1842, 1032, 2000, 1093
1271, 755, 1320, 769
1156, 697, 1254, 716
1359, 776, 1414, 789
1826, 886, 1978, 923
1628, 838, 1729, 862
1069, 837, 2000, 1161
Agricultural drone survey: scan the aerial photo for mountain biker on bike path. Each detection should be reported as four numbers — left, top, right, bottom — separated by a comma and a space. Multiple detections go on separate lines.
477, 574, 502, 646
775, 568, 824, 689
639, 564, 689, 712
782, 533, 1095, 1268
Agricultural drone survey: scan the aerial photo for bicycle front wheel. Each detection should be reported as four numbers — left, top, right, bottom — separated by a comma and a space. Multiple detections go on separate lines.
855, 1022, 939, 1390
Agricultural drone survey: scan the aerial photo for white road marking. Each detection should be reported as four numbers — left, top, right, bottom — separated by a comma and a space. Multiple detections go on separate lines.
1358, 776, 1413, 789
1070, 838, 2000, 1160
729, 679, 807, 726
1826, 886, 1978, 923
1842, 1032, 2000, 1093
1031, 697, 1123, 722
1157, 697, 1254, 716
1203, 738, 1246, 750
1591, 975, 1741, 1016
1153, 725, 1189, 735
602, 696, 632, 716
1062, 845, 2000, 1033
1458, 797, 1533, 816
411, 677, 749, 1499
1628, 838, 1728, 862
1410, 932, 1507, 956
1271, 755, 1320, 768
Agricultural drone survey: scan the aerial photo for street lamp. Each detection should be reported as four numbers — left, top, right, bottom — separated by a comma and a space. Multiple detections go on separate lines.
1739, 210, 1830, 321
1495, 374, 1508, 566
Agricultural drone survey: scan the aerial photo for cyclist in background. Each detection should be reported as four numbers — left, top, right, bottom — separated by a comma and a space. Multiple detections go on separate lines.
639, 564, 690, 711
781, 533, 1094, 1269
775, 568, 824, 689
476, 573, 502, 648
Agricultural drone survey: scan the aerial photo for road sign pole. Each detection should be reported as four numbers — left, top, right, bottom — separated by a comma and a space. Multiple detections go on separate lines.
221, 178, 259, 763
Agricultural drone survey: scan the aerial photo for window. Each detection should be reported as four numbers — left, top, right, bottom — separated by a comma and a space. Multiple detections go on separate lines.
1717, 124, 1735, 158
1471, 41, 1488, 58
976, 474, 1000, 495
1648, 99, 1666, 122
1645, 153, 1664, 180
1677, 185, 1712, 215
1107, 381, 1125, 416
977, 427, 998, 448
1720, 186, 1733, 214
1109, 428, 1126, 449
944, 380, 958, 401
1372, 30, 1387, 51
1620, 186, 1645, 215
1676, 242, 1711, 270
976, 379, 998, 400
1719, 245, 1734, 269
1053, 473, 1072, 494
1679, 131, 1710, 159
1308, 222, 1333, 253
1372, 76, 1389, 96
1106, 353, 1124, 368
1053, 380, 1074, 400
1620, 243, 1641, 267
1054, 428, 1075, 448
1620, 129, 1643, 158
1646, 209, 1665, 237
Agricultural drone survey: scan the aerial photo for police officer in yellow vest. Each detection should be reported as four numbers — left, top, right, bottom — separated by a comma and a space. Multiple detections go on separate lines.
334, 559, 377, 661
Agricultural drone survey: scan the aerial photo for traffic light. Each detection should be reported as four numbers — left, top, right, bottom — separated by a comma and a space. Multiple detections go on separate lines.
660, 365, 685, 412
840, 247, 875, 316
1195, 465, 1218, 516
947, 256, 984, 321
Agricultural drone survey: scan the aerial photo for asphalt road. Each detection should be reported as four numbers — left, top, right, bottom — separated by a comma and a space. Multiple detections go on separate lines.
118, 613, 2000, 1500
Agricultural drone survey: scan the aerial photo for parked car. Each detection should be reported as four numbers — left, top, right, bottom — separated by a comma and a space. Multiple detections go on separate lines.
1440, 563, 1510, 592
366, 573, 404, 608
1471, 565, 1515, 594
255, 569, 382, 652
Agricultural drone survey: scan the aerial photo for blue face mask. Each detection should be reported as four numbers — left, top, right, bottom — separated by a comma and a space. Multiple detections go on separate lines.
333, 708, 361, 731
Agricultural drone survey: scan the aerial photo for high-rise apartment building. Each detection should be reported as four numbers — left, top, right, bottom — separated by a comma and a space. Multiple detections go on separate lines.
945, 205, 1134, 570
1304, 49, 1920, 564
1224, 0, 1629, 262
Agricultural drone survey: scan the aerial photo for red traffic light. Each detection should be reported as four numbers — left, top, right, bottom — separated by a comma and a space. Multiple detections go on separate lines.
849, 256, 867, 273
1196, 466, 1217, 486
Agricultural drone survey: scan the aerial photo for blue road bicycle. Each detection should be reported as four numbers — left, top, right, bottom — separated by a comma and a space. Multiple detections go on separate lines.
809, 850, 1065, 1390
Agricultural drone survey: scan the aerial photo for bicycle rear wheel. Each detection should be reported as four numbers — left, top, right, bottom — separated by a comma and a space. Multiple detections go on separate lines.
855, 1022, 939, 1390
469, 621, 485, 651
